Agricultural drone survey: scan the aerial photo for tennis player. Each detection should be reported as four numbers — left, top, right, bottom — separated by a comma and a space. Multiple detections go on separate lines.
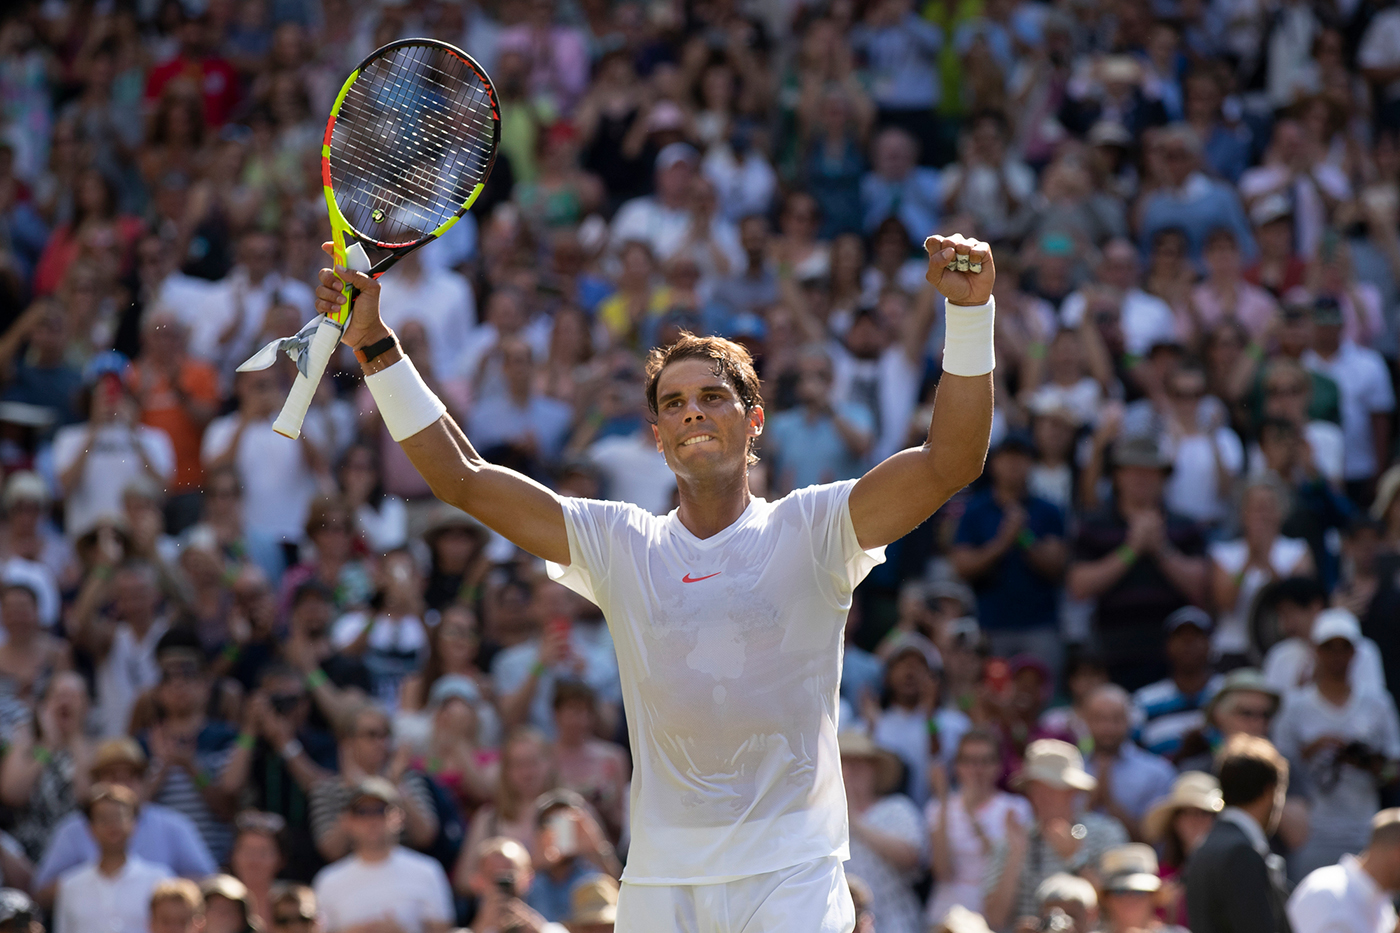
313, 233, 996, 932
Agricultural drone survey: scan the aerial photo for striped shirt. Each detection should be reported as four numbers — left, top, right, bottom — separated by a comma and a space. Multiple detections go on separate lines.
1132, 675, 1223, 758
143, 722, 239, 864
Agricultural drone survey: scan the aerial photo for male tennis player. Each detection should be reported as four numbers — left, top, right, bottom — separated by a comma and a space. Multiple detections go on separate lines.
313, 233, 996, 932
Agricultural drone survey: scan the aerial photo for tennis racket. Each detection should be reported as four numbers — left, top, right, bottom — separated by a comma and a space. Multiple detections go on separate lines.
244, 38, 500, 439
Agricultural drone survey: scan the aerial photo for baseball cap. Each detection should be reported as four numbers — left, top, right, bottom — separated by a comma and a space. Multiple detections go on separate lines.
1164, 606, 1214, 635
1311, 608, 1362, 647
885, 632, 943, 672
1250, 192, 1293, 227
347, 777, 401, 810
655, 141, 699, 172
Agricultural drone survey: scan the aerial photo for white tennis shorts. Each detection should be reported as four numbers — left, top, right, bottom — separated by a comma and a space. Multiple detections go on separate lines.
614, 856, 856, 933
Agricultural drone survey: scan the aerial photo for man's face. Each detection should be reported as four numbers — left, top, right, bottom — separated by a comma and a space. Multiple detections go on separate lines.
344, 797, 399, 851
89, 799, 134, 850
113, 570, 157, 623
652, 359, 762, 481
1025, 781, 1077, 822
1263, 371, 1309, 421
1083, 694, 1130, 753
1316, 638, 1355, 680
1166, 624, 1211, 672
1114, 465, 1165, 505
150, 900, 201, 933
989, 448, 1032, 492
1215, 690, 1275, 738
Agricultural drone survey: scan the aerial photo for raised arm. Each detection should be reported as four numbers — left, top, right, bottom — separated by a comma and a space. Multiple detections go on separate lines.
849, 235, 995, 550
313, 245, 570, 565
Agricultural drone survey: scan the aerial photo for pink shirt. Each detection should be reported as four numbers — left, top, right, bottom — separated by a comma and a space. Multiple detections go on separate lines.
1190, 280, 1279, 339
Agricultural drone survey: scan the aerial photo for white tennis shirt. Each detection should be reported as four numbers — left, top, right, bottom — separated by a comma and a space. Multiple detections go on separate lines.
547, 479, 885, 884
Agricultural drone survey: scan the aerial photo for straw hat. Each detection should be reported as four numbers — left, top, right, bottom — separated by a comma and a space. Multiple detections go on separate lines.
1203, 668, 1280, 723
568, 875, 619, 925
1011, 739, 1097, 792
1371, 464, 1400, 522
838, 731, 905, 796
937, 905, 994, 933
1143, 771, 1224, 843
1100, 843, 1163, 893
90, 738, 148, 777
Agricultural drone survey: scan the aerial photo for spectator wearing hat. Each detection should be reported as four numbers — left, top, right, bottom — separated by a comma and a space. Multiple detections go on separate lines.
1139, 125, 1256, 264
0, 471, 69, 585
1082, 685, 1177, 840
565, 874, 618, 933
1287, 807, 1400, 933
53, 783, 173, 933
417, 506, 490, 614
311, 778, 454, 933
1068, 434, 1210, 690
459, 836, 569, 933
149, 878, 206, 933
1031, 871, 1100, 932
765, 344, 875, 495
527, 789, 620, 922
201, 874, 260, 933
609, 143, 741, 271
551, 682, 627, 844
1143, 772, 1225, 925
1132, 607, 1222, 758
1098, 843, 1189, 933
933, 904, 993, 933
1185, 734, 1294, 933
1273, 609, 1400, 877
33, 738, 214, 903
1301, 296, 1395, 502
951, 430, 1067, 669
869, 632, 970, 807
267, 884, 319, 933
926, 729, 1032, 925
1261, 577, 1386, 695
839, 729, 928, 933
1243, 194, 1305, 298
982, 739, 1129, 931
0, 889, 40, 933
52, 353, 175, 540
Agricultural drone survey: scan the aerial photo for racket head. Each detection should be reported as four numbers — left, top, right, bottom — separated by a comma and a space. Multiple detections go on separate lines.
322, 38, 500, 253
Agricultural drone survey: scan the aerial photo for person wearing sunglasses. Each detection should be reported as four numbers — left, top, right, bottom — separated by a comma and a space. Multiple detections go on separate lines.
311, 778, 454, 933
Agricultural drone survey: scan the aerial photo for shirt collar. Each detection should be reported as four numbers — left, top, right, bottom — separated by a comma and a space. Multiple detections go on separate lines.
1341, 853, 1388, 901
1220, 806, 1271, 857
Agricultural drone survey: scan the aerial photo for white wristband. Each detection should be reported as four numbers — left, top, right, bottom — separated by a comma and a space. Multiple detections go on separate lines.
364, 357, 447, 441
941, 296, 996, 377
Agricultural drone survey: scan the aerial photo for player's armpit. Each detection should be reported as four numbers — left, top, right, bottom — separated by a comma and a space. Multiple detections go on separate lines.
401, 416, 572, 565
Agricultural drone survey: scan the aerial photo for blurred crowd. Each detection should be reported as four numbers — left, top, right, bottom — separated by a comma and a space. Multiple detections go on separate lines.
1, 0, 1400, 930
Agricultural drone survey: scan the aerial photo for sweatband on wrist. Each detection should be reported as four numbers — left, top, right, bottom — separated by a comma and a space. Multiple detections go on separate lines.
364, 357, 447, 442
236, 733, 256, 751
305, 669, 329, 690
1115, 544, 1137, 566
942, 296, 996, 377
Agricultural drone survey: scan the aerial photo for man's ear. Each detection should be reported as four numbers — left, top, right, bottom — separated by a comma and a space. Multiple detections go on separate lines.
748, 406, 765, 437
652, 422, 663, 452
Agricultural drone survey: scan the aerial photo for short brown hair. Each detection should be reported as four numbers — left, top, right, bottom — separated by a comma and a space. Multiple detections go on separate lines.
644, 332, 764, 463
150, 878, 204, 915
1216, 734, 1288, 807
83, 782, 138, 821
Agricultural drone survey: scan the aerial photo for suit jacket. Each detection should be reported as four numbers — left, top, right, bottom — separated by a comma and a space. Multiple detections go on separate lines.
1186, 820, 1293, 933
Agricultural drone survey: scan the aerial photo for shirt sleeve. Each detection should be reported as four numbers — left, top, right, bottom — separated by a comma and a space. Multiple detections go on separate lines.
546, 497, 654, 607
169, 811, 217, 878
425, 862, 454, 922
33, 816, 82, 890
787, 480, 887, 601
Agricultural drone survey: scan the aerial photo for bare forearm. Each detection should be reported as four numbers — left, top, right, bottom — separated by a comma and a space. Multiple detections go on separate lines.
1158, 550, 1208, 605
950, 539, 1013, 582
927, 373, 994, 489
1068, 551, 1133, 600
984, 852, 1026, 931
850, 819, 921, 871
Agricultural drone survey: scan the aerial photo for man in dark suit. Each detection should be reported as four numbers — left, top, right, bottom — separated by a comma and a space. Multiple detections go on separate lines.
1186, 734, 1294, 933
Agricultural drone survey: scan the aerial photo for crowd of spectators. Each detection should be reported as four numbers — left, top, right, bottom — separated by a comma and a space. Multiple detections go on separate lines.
1, 0, 1400, 930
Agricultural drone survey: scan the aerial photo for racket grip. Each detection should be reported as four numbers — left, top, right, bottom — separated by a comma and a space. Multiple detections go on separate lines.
272, 317, 343, 439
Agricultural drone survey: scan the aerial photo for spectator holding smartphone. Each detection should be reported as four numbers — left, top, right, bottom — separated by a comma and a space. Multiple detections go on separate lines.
460, 836, 569, 933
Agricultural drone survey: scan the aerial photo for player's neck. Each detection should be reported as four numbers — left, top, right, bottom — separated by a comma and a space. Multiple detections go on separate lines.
674, 473, 752, 540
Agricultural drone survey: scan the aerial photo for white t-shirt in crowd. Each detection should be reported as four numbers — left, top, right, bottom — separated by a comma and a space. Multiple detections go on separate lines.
53, 855, 171, 933
1362, 8, 1400, 101
925, 792, 1033, 925
1262, 635, 1387, 697
1061, 287, 1177, 357
1209, 537, 1311, 656
95, 619, 168, 738
546, 480, 885, 883
830, 343, 921, 463
376, 264, 477, 382
312, 847, 454, 933
1303, 343, 1397, 482
1247, 420, 1346, 487
201, 413, 326, 542
1164, 427, 1245, 525
51, 423, 175, 537
587, 431, 677, 516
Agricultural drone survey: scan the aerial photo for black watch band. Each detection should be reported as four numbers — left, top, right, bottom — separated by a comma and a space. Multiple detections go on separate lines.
355, 335, 398, 364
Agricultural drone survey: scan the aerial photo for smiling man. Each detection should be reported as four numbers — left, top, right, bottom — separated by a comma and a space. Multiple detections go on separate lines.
310, 233, 996, 933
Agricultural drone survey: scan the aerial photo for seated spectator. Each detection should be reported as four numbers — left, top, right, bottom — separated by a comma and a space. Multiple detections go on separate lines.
1272, 609, 1400, 877
951, 431, 1067, 669
0, 299, 83, 428
765, 345, 874, 494
458, 837, 569, 933
185, 465, 285, 587
149, 878, 206, 933
1261, 580, 1386, 695
1209, 478, 1314, 664
527, 789, 621, 922
1082, 685, 1177, 840
1185, 735, 1294, 933
311, 778, 455, 933
53, 783, 172, 933
227, 812, 285, 931
870, 634, 970, 807
1068, 435, 1209, 690
0, 671, 91, 862
1098, 844, 1189, 933
1286, 807, 1400, 933
1191, 226, 1279, 340
1138, 125, 1255, 264
551, 682, 628, 844
564, 874, 618, 933
466, 338, 575, 478
1142, 772, 1224, 926
982, 740, 1129, 930
415, 508, 490, 615
34, 738, 215, 904
308, 702, 438, 864
200, 874, 257, 933
926, 730, 1032, 925
268, 884, 320, 933
1250, 359, 1346, 488
839, 730, 928, 933
1132, 607, 1222, 759
860, 128, 941, 243
609, 144, 740, 269
455, 728, 558, 883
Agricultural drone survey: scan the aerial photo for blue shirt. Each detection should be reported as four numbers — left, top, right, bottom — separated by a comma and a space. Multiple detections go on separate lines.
1132, 674, 1223, 757
1139, 173, 1256, 263
35, 802, 217, 891
861, 168, 942, 243
526, 862, 604, 922
954, 490, 1065, 631
1084, 741, 1179, 823
850, 14, 943, 108
768, 403, 876, 492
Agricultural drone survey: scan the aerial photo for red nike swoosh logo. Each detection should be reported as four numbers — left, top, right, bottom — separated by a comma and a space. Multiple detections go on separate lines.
681, 572, 722, 583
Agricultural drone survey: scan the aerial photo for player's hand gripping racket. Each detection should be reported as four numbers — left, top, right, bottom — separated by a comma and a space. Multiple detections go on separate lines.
238, 38, 500, 439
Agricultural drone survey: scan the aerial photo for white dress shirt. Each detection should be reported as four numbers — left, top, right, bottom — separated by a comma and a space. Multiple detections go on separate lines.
1287, 853, 1397, 933
53, 855, 172, 933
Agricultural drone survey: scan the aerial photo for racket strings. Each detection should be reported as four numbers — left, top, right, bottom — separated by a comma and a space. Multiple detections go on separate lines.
329, 43, 496, 246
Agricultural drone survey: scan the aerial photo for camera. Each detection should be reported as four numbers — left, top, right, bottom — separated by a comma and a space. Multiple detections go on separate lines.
269, 693, 301, 715
1041, 908, 1075, 933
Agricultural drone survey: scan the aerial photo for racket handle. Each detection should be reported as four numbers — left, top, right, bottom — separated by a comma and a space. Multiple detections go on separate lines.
273, 317, 343, 440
